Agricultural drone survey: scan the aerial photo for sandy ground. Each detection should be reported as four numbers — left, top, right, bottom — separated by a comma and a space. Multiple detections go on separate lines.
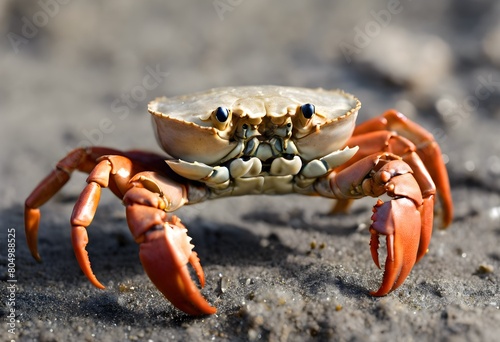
1, 1, 500, 341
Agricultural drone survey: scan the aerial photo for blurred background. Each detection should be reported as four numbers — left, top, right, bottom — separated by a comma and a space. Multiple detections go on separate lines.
2, 0, 500, 206
1, 1, 500, 340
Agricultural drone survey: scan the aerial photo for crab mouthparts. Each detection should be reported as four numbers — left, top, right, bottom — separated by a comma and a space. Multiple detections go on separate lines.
242, 135, 299, 162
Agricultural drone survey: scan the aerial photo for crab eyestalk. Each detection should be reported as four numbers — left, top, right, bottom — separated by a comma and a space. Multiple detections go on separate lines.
292, 103, 316, 139
211, 106, 232, 132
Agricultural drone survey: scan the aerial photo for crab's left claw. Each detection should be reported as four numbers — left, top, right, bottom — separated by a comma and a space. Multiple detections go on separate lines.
138, 217, 216, 316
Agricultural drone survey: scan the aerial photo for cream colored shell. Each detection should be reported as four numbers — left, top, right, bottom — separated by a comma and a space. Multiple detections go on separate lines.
150, 86, 359, 124
149, 86, 361, 165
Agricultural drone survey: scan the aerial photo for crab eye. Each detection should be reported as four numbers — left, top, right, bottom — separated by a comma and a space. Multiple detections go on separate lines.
301, 103, 315, 119
215, 107, 230, 122
211, 106, 232, 132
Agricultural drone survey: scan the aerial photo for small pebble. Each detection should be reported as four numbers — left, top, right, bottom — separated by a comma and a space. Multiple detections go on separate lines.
476, 264, 494, 274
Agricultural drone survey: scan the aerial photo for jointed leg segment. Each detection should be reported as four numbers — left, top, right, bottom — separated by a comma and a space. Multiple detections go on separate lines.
25, 147, 125, 261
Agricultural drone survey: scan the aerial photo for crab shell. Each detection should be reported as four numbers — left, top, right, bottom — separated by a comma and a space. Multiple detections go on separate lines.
148, 86, 361, 165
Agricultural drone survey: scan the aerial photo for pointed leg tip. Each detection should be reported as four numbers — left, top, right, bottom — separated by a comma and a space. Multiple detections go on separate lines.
33, 253, 42, 263
206, 307, 217, 315
172, 291, 217, 316
27, 244, 42, 262
82, 268, 105, 289
369, 277, 393, 297
27, 238, 42, 262
196, 305, 217, 316
80, 264, 106, 290
369, 289, 388, 297
94, 281, 106, 290
370, 276, 400, 297
440, 215, 453, 229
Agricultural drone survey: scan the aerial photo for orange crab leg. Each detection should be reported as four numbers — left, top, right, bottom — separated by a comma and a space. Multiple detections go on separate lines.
24, 147, 125, 261
69, 159, 115, 289
69, 155, 164, 290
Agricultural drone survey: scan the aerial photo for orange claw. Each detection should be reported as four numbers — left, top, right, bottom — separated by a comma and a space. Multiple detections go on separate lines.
139, 221, 216, 315
369, 198, 421, 296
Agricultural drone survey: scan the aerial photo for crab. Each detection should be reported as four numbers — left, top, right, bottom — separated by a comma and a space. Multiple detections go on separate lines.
25, 86, 453, 315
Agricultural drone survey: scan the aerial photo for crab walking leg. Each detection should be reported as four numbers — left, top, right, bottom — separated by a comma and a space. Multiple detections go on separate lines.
24, 147, 128, 261
317, 153, 426, 296
70, 155, 137, 289
351, 109, 453, 227
123, 172, 216, 315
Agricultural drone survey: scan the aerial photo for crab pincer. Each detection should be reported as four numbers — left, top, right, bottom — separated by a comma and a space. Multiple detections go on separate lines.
365, 159, 428, 296
138, 218, 216, 315
369, 198, 421, 296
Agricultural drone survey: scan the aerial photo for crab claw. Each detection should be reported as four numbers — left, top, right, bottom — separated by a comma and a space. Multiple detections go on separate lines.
369, 198, 421, 296
138, 219, 217, 315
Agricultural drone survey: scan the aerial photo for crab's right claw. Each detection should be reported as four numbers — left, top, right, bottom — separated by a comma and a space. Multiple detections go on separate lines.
139, 220, 216, 316
369, 198, 421, 296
